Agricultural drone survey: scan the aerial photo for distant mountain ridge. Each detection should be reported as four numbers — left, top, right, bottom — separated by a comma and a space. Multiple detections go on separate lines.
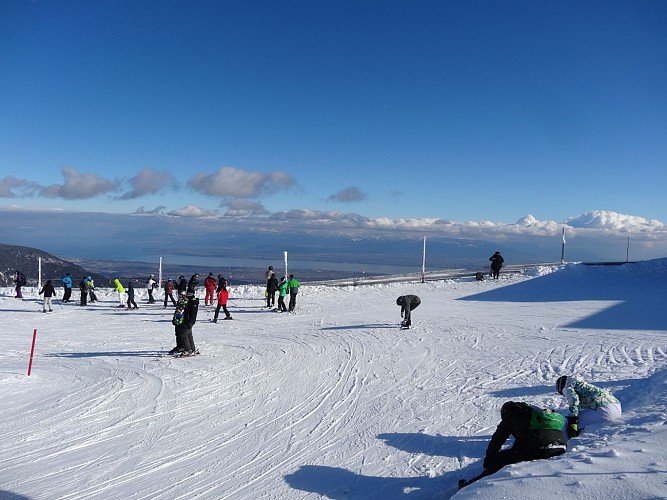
0, 243, 108, 287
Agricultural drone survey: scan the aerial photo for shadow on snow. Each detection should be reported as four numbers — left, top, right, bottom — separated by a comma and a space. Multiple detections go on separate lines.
457, 266, 667, 331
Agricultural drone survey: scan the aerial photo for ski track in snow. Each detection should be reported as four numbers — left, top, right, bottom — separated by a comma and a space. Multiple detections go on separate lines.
1, 263, 666, 499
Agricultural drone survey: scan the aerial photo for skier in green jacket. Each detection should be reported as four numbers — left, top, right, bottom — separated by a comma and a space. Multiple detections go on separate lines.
287, 274, 300, 312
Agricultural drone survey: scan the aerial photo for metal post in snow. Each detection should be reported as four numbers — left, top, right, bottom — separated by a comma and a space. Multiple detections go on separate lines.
38, 257, 42, 293
158, 257, 163, 299
561, 227, 566, 264
421, 237, 426, 283
27, 329, 37, 376
284, 251, 288, 279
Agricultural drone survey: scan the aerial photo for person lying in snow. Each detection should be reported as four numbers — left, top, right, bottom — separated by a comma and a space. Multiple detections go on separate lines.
458, 401, 566, 488
556, 375, 622, 438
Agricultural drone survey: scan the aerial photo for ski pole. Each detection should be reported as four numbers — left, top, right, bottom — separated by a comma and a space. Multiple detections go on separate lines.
27, 329, 37, 376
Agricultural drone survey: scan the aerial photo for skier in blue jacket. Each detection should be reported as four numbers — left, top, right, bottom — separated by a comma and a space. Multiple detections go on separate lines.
61, 273, 73, 302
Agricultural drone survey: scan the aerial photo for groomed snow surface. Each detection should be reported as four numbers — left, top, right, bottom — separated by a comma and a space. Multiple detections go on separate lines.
2, 261, 666, 500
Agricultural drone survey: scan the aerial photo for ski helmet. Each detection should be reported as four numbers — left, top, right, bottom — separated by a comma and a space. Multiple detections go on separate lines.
556, 376, 568, 395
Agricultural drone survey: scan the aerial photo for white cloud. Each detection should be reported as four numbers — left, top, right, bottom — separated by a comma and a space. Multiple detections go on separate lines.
564, 210, 665, 232
39, 166, 119, 200
117, 167, 178, 200
167, 205, 218, 217
188, 167, 296, 199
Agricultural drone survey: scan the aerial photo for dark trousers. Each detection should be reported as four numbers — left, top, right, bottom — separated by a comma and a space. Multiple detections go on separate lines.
63, 288, 72, 302
80, 292, 87, 306
148, 289, 155, 303
127, 297, 137, 309
176, 325, 195, 351
267, 291, 276, 307
278, 295, 287, 312
288, 291, 298, 312
164, 292, 176, 308
213, 303, 230, 320
468, 446, 565, 486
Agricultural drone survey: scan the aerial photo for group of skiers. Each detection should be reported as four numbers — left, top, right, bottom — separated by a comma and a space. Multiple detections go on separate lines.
459, 375, 622, 488
264, 266, 300, 313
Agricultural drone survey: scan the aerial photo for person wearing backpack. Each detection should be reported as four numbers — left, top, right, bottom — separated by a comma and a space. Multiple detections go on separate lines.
15, 271, 26, 298
459, 401, 566, 488
489, 251, 504, 279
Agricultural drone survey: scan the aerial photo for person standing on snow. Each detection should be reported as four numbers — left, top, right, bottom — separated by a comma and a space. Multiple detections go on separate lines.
176, 275, 188, 296
489, 251, 504, 279
86, 276, 97, 303
146, 274, 157, 303
396, 294, 421, 328
266, 272, 279, 308
458, 401, 566, 488
187, 273, 199, 295
277, 276, 289, 312
78, 277, 88, 306
15, 270, 26, 298
113, 278, 125, 307
287, 274, 300, 313
163, 279, 177, 308
39, 279, 57, 312
556, 375, 622, 438
126, 280, 138, 309
212, 280, 232, 322
170, 290, 199, 356
61, 273, 73, 302
204, 273, 217, 306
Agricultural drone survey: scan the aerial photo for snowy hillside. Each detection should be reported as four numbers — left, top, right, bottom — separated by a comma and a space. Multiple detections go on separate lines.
1, 261, 666, 499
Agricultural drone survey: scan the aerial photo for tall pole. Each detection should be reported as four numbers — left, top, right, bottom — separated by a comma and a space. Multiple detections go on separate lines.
158, 257, 163, 299
421, 237, 426, 283
284, 251, 288, 279
560, 227, 566, 264
38, 257, 42, 292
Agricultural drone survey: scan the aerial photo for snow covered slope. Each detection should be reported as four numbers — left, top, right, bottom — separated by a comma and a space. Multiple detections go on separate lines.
1, 261, 666, 499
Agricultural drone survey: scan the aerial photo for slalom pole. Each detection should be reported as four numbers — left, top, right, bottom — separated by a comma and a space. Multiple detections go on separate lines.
27, 329, 37, 376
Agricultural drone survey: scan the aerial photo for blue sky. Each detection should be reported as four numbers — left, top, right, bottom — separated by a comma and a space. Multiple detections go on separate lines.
1, 1, 667, 263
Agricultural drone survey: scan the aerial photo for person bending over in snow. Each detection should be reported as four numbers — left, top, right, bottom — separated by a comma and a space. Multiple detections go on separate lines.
459, 401, 566, 488
556, 375, 622, 438
396, 294, 421, 328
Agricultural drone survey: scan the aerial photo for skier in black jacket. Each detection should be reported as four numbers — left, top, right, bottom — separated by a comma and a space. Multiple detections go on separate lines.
170, 290, 199, 356
489, 251, 504, 279
459, 401, 566, 488
187, 273, 199, 295
39, 279, 57, 312
396, 294, 421, 328
176, 275, 188, 296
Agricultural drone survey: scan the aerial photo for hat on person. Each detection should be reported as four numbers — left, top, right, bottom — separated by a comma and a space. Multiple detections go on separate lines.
186, 290, 195, 297
556, 376, 568, 395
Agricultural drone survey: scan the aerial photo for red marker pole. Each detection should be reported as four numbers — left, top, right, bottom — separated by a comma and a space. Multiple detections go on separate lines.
27, 329, 37, 376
